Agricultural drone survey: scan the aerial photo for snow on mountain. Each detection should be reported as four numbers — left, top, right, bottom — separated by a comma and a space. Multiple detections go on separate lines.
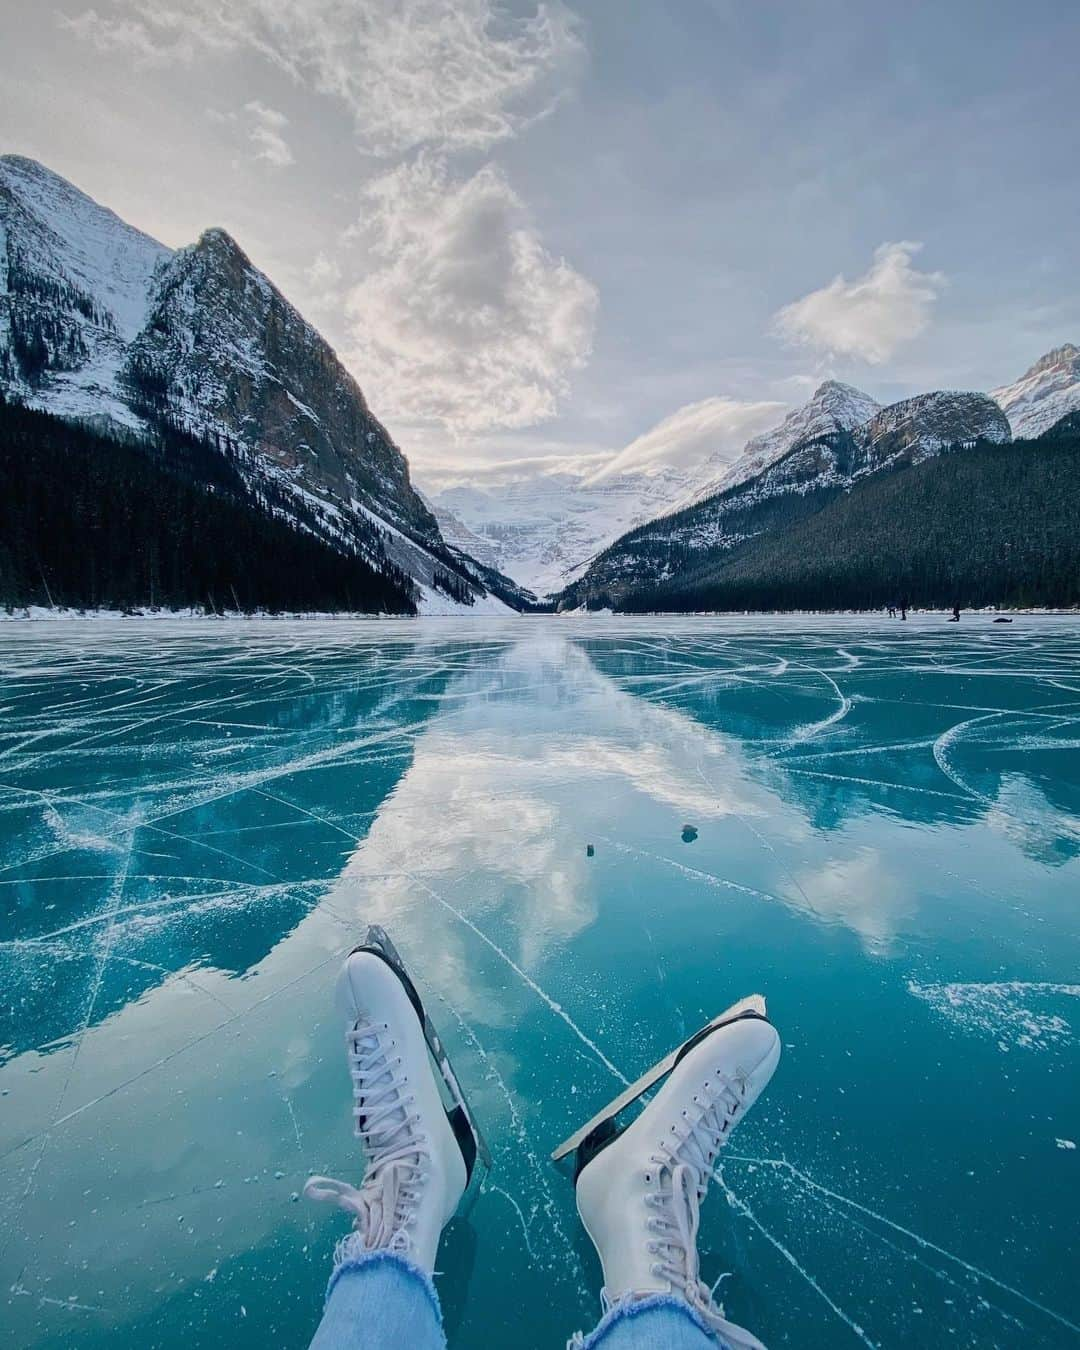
561, 389, 1011, 608
0, 155, 170, 429
422, 399, 786, 595
0, 155, 522, 613
991, 344, 1080, 438
858, 390, 1010, 464
122, 224, 438, 540
425, 463, 696, 597
420, 494, 503, 571
681, 381, 880, 508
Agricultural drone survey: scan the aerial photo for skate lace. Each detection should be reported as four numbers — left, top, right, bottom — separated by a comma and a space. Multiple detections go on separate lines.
638, 1070, 768, 1350
303, 1018, 429, 1254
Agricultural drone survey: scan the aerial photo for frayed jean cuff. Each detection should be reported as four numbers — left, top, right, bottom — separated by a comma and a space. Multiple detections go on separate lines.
325, 1238, 442, 1327
576, 1293, 719, 1348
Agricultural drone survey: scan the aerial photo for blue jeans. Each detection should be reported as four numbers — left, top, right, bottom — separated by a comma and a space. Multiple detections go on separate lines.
308, 1248, 721, 1350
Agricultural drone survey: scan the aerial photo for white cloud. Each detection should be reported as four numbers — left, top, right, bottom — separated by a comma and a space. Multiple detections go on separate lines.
586, 396, 785, 483
797, 847, 913, 954
60, 8, 178, 62
305, 252, 341, 290
62, 0, 582, 156
343, 156, 597, 434
299, 251, 343, 313
411, 442, 613, 493
244, 101, 293, 168
774, 241, 946, 365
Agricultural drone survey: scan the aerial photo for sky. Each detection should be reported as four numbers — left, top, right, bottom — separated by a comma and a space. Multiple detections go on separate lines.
4, 0, 1079, 494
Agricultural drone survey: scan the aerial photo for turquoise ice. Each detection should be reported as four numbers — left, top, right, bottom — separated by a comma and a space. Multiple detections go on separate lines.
1, 616, 1077, 1348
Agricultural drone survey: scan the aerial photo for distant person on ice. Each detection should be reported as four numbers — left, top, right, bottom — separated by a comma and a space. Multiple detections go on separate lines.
950, 605, 960, 622
303, 929, 779, 1350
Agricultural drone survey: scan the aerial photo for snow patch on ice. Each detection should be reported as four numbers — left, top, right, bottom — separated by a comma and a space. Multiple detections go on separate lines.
907, 979, 1080, 1050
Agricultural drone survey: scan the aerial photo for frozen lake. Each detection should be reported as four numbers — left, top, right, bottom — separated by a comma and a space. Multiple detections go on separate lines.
1, 615, 1078, 1349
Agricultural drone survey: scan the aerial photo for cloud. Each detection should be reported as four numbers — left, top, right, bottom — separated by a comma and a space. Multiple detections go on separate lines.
60, 7, 179, 62
586, 396, 785, 483
797, 847, 914, 954
412, 445, 613, 493
305, 252, 341, 290
343, 156, 597, 434
244, 101, 293, 168
298, 251, 343, 313
61, 0, 582, 156
773, 241, 946, 364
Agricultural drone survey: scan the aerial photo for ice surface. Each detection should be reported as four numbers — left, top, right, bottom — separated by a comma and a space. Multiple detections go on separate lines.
1, 615, 1078, 1348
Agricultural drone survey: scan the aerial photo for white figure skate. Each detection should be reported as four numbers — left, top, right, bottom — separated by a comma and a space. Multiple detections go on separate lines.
557, 996, 781, 1350
304, 926, 490, 1273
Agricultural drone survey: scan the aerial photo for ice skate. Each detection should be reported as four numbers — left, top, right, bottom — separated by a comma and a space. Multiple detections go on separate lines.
561, 996, 780, 1350
304, 926, 490, 1273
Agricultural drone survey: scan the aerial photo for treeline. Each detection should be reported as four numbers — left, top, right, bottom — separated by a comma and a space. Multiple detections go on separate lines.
617, 424, 1080, 613
558, 448, 849, 612
0, 398, 417, 614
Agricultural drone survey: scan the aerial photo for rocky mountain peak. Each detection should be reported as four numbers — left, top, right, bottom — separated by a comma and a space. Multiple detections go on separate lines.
991, 344, 1080, 439
0, 155, 522, 611
858, 390, 1011, 469
1029, 343, 1079, 374
812, 378, 869, 403
198, 225, 239, 250
0, 154, 170, 425
687, 379, 880, 505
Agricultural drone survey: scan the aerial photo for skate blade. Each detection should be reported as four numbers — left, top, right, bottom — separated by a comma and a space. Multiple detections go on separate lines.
550, 994, 767, 1162
356, 925, 493, 1193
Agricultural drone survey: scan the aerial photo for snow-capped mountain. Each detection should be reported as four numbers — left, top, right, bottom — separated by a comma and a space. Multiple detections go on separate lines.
560, 390, 1011, 608
0, 154, 170, 431
426, 357, 1075, 599
422, 494, 503, 571
683, 380, 881, 507
0, 155, 529, 613
425, 464, 696, 597
858, 390, 1010, 464
991, 344, 1080, 439
423, 385, 879, 596
422, 398, 792, 596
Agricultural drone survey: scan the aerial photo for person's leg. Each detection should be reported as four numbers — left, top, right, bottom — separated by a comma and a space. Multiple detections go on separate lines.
309, 1247, 445, 1350
304, 931, 486, 1350
565, 999, 781, 1350
570, 1294, 726, 1350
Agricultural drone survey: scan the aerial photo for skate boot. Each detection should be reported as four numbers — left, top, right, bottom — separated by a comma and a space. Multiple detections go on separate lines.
304, 927, 489, 1273
568, 998, 780, 1349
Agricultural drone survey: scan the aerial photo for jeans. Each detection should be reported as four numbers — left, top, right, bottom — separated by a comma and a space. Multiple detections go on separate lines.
308, 1247, 723, 1350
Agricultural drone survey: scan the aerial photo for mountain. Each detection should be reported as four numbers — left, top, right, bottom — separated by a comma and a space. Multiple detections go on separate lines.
425, 464, 696, 597
0, 154, 169, 430
422, 384, 877, 596
0, 155, 529, 613
991, 343, 1080, 439
423, 494, 503, 572
616, 421, 1080, 614
681, 380, 881, 507
560, 390, 1011, 610
857, 390, 1010, 463
425, 357, 1076, 599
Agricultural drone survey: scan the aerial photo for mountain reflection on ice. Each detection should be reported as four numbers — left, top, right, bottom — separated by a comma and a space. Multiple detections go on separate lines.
0, 616, 1078, 1350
